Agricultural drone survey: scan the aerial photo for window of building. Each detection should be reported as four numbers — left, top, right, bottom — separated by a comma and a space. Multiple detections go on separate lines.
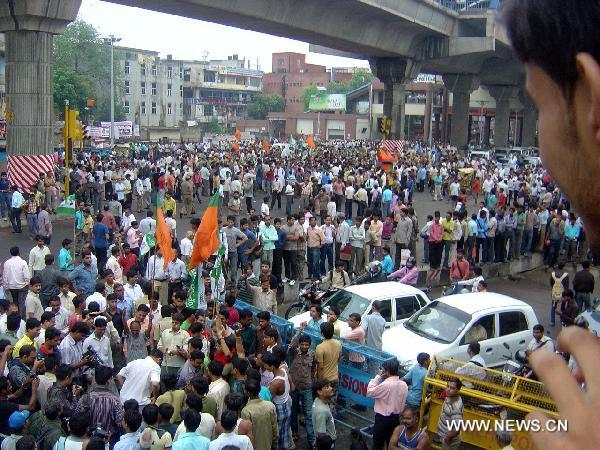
167, 103, 172, 115
179, 66, 183, 79
124, 101, 130, 114
180, 85, 183, 96
204, 71, 216, 83
152, 64, 157, 76
151, 82, 157, 96
277, 58, 284, 66
151, 102, 157, 114
141, 64, 146, 76
125, 81, 130, 95
179, 102, 183, 113
141, 102, 146, 115
140, 82, 146, 95
167, 84, 172, 97
183, 69, 191, 82
203, 104, 213, 116
124, 61, 130, 74
167, 66, 173, 79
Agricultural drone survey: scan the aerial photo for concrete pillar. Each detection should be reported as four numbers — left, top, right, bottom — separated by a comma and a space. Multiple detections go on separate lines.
488, 86, 518, 148
0, 0, 82, 158
520, 91, 538, 147
5, 31, 53, 156
443, 74, 479, 150
424, 90, 432, 143
369, 58, 420, 140
483, 115, 491, 144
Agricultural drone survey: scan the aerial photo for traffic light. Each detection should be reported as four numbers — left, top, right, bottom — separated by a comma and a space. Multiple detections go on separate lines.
67, 110, 79, 140
385, 118, 392, 134
378, 117, 386, 134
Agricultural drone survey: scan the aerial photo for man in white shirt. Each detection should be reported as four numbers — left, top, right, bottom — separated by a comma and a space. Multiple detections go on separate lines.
455, 342, 487, 387
180, 231, 194, 264
83, 317, 113, 368
85, 282, 108, 312
208, 410, 253, 450
139, 211, 157, 236
116, 349, 162, 405
207, 360, 230, 420
4, 246, 31, 316
164, 210, 177, 237
146, 249, 168, 305
105, 247, 124, 285
121, 208, 136, 233
28, 237, 51, 277
46, 296, 69, 334
527, 324, 555, 353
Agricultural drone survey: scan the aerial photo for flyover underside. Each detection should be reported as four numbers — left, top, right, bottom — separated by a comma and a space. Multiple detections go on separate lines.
107, 0, 453, 58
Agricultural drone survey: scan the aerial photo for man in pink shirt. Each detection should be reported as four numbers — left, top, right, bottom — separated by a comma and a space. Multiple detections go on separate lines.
341, 313, 365, 368
367, 359, 408, 450
427, 211, 445, 286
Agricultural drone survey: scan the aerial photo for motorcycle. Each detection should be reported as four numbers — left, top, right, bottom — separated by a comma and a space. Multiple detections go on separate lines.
284, 283, 337, 319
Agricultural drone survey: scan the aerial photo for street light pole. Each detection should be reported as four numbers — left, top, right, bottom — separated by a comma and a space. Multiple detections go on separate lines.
105, 35, 121, 147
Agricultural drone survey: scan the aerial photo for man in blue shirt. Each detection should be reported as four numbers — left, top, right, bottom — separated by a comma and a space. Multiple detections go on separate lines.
403, 352, 430, 407
92, 213, 110, 269
381, 246, 393, 275
67, 250, 98, 297
9, 185, 25, 233
237, 218, 258, 270
173, 409, 210, 450
0, 172, 10, 221
114, 409, 142, 450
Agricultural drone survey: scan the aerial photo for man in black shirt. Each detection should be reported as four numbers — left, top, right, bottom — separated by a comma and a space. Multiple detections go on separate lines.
0, 374, 39, 435
573, 260, 595, 311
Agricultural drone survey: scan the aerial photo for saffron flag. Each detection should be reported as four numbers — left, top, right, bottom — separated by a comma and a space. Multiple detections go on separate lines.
232, 141, 239, 152
189, 192, 220, 270
306, 135, 316, 149
234, 129, 241, 139
156, 208, 176, 269
262, 139, 270, 152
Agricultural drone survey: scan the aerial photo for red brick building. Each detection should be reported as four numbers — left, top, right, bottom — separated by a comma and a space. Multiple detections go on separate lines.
263, 52, 353, 114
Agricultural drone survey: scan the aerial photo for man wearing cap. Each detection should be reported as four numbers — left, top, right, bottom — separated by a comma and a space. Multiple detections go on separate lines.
2, 410, 29, 448
0, 375, 39, 436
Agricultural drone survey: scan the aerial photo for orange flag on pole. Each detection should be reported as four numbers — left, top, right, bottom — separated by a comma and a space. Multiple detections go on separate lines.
262, 139, 270, 153
189, 192, 220, 270
306, 135, 316, 149
156, 208, 176, 269
232, 141, 239, 152
234, 129, 241, 139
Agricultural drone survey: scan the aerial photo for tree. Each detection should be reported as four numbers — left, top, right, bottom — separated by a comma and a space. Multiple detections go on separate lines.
53, 20, 125, 122
302, 68, 374, 110
246, 94, 285, 120
301, 85, 320, 111
207, 117, 223, 133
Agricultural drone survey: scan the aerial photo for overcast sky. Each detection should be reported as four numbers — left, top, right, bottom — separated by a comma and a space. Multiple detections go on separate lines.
78, 0, 369, 72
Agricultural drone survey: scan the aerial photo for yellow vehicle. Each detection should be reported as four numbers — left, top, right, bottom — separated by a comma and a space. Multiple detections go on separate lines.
419, 356, 558, 449
458, 167, 475, 192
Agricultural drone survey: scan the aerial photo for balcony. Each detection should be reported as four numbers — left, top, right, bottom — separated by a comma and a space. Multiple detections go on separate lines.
433, 0, 501, 10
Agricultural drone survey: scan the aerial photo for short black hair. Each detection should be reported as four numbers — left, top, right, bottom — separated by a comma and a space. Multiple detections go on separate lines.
124, 409, 143, 432
25, 318, 40, 330
56, 364, 73, 382
468, 342, 481, 355
313, 379, 331, 397
158, 403, 174, 421
183, 409, 201, 432
504, 0, 600, 99
320, 322, 334, 339
244, 378, 261, 396
208, 360, 224, 377
142, 404, 160, 426
533, 324, 545, 333
256, 311, 270, 321
6, 313, 20, 332
189, 375, 210, 395
68, 413, 90, 437
220, 409, 238, 432
382, 358, 399, 376
94, 365, 113, 385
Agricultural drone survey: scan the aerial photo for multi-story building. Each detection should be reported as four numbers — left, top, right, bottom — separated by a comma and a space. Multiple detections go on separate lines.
182, 54, 263, 132
116, 46, 207, 140
263, 52, 354, 114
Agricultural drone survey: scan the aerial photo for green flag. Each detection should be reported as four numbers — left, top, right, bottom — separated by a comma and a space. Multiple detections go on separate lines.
140, 233, 156, 255
290, 135, 297, 147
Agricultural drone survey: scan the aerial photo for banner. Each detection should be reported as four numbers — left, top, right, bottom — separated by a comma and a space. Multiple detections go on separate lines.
100, 121, 134, 138
338, 363, 375, 407
308, 93, 346, 111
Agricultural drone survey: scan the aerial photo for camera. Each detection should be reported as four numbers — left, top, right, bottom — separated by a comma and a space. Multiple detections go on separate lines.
82, 346, 104, 368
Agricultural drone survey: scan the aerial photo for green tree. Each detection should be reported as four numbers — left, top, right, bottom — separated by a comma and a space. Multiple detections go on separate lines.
53, 20, 125, 122
246, 94, 285, 120
207, 117, 223, 133
302, 85, 320, 110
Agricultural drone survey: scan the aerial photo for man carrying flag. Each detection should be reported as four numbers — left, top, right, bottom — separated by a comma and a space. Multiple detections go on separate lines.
146, 208, 175, 305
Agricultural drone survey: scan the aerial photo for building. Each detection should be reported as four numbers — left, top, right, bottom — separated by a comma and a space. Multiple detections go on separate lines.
182, 54, 263, 133
263, 52, 354, 114
115, 46, 207, 141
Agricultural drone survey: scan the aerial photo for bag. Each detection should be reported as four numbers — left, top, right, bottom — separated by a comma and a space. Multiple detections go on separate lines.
551, 272, 567, 301
340, 245, 352, 261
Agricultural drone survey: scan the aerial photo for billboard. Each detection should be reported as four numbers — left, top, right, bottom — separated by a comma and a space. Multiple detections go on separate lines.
309, 93, 346, 111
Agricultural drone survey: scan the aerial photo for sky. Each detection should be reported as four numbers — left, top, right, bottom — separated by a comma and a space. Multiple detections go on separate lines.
78, 0, 370, 73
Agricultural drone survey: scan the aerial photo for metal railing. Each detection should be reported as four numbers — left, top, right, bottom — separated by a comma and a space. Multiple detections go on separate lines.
433, 0, 501, 11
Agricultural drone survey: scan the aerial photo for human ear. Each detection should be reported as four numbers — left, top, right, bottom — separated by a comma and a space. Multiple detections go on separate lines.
576, 53, 600, 142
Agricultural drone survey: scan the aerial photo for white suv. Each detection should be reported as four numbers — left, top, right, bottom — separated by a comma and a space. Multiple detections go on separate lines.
382, 292, 539, 374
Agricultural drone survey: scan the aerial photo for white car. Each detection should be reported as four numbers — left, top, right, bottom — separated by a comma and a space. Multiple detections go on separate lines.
382, 293, 539, 374
288, 282, 430, 336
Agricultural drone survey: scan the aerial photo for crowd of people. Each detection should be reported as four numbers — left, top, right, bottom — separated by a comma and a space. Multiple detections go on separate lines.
0, 134, 593, 450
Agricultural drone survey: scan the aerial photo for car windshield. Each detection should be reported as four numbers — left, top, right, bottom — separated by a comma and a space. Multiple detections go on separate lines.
404, 301, 472, 344
322, 289, 370, 321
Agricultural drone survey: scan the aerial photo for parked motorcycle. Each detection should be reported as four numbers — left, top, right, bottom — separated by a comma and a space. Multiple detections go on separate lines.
284, 283, 337, 319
